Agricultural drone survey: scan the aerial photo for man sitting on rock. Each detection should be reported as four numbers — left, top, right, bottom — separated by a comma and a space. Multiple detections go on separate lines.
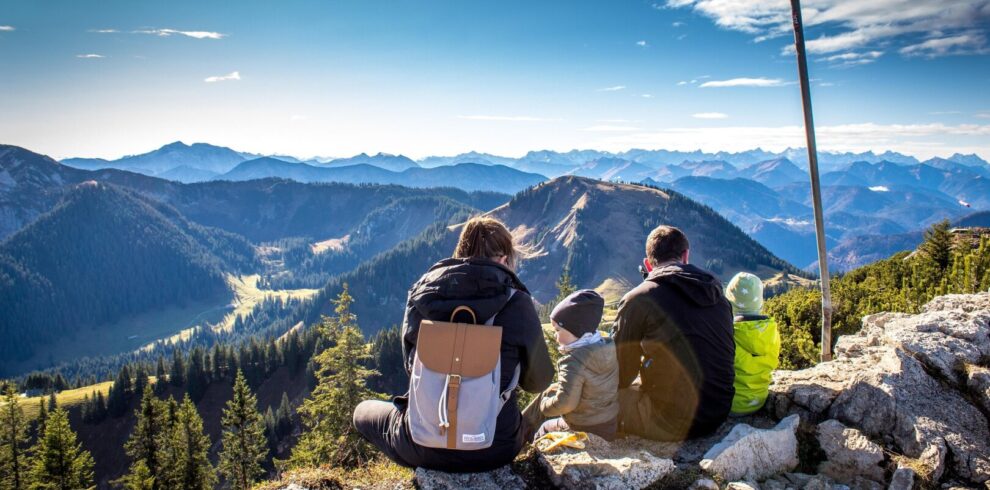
612, 225, 735, 440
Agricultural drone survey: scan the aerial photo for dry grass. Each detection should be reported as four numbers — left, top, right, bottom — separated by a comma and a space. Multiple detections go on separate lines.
254, 458, 413, 490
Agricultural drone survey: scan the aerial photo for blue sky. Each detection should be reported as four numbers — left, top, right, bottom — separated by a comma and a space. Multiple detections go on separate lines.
1, 0, 988, 160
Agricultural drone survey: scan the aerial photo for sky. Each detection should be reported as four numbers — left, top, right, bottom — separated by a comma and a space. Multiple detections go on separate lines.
1, 0, 989, 160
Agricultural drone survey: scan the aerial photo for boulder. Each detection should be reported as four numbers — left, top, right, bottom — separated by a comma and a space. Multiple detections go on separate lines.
887, 466, 914, 490
414, 465, 524, 490
816, 419, 885, 484
689, 478, 720, 490
966, 365, 990, 414
771, 293, 990, 485
699, 414, 800, 481
726, 482, 761, 490
537, 433, 676, 489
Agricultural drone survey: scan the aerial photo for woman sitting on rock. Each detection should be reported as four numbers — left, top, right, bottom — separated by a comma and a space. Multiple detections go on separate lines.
352, 216, 554, 473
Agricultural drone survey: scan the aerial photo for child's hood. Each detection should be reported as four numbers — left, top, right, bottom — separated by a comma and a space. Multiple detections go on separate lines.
567, 338, 617, 375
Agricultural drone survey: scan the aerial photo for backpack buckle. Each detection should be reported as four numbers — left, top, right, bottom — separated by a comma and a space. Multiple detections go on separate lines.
448, 374, 461, 387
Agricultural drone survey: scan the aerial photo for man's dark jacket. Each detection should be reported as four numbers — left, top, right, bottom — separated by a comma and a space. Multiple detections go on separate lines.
398, 257, 554, 471
612, 262, 735, 439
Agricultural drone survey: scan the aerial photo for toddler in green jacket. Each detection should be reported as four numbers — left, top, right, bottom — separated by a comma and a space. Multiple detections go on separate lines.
523, 289, 620, 441
725, 272, 780, 415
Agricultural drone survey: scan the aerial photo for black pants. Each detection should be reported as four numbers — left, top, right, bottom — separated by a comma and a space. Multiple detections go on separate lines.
352, 399, 525, 473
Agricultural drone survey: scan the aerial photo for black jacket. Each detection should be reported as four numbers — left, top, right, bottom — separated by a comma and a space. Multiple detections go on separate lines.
612, 262, 735, 439
398, 257, 554, 470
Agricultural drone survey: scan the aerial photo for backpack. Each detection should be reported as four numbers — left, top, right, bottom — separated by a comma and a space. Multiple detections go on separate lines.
408, 290, 518, 450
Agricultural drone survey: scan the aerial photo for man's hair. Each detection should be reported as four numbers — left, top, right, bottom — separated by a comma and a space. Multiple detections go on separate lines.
646, 225, 689, 266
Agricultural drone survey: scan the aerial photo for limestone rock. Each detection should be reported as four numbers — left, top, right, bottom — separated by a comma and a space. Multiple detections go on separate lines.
887, 466, 915, 490
699, 415, 800, 481
816, 419, 885, 484
966, 365, 990, 414
689, 478, 720, 490
771, 293, 990, 485
413, 465, 524, 490
726, 482, 761, 490
537, 433, 676, 489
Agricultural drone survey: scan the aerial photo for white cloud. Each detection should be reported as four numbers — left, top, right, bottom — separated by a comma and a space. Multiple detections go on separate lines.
0, 25, 14, 32
976, 112, 990, 119
76, 54, 105, 59
869, 185, 890, 192
640, 94, 654, 98
818, 82, 836, 87
592, 122, 990, 159
582, 125, 642, 132
457, 115, 560, 122
672, 21, 685, 27
819, 51, 883, 66
668, 0, 990, 58
930, 110, 961, 115
135, 28, 225, 39
900, 32, 989, 57
90, 29, 118, 33
677, 81, 688, 86
700, 77, 788, 88
597, 85, 626, 92
204, 71, 240, 83
692, 112, 729, 119
636, 40, 648, 47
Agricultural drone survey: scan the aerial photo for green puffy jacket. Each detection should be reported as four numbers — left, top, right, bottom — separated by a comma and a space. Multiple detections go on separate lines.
731, 315, 780, 414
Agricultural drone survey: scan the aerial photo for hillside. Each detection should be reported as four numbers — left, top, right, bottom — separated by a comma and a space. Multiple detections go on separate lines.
0, 145, 92, 239
297, 176, 800, 336
0, 182, 256, 376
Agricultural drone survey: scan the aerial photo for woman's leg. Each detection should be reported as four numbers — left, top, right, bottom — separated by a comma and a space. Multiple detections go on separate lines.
352, 399, 417, 468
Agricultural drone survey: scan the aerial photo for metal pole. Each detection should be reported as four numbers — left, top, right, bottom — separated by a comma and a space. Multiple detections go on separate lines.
789, 0, 833, 362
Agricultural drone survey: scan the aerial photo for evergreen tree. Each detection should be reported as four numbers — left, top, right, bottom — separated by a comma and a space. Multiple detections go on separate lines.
921, 219, 953, 270
107, 366, 133, 418
35, 401, 46, 435
133, 366, 149, 397
28, 408, 94, 490
170, 350, 185, 387
115, 461, 154, 490
45, 393, 56, 413
154, 358, 168, 396
555, 265, 577, 300
185, 348, 208, 403
274, 394, 292, 439
218, 372, 267, 490
121, 386, 166, 490
159, 397, 214, 490
0, 382, 29, 490
290, 284, 380, 468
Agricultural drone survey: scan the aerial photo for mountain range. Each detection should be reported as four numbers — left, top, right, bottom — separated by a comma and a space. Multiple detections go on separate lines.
300, 176, 801, 335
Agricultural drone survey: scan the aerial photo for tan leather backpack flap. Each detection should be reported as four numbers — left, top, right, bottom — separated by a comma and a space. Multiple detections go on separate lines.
417, 319, 502, 377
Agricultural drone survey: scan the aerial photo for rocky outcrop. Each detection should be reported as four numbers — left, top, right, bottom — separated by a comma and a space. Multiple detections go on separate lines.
699, 415, 800, 481
771, 292, 990, 486
815, 419, 884, 484
414, 465, 525, 490
537, 433, 676, 489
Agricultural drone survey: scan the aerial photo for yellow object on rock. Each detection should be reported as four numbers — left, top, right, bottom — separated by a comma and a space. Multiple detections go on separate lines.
535, 431, 589, 453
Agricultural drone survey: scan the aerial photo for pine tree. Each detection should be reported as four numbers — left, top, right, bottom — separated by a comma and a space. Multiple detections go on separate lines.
28, 408, 94, 490
115, 460, 154, 490
1, 382, 30, 490
154, 358, 169, 396
159, 397, 214, 490
45, 393, 56, 413
555, 265, 577, 300
185, 348, 208, 403
35, 401, 46, 435
121, 386, 166, 490
920, 219, 953, 270
218, 372, 268, 490
170, 350, 185, 387
290, 284, 380, 468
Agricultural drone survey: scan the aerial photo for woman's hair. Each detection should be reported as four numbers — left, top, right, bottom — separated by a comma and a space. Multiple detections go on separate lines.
454, 217, 518, 269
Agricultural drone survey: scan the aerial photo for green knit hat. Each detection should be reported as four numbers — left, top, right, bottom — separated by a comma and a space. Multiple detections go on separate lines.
725, 272, 765, 316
